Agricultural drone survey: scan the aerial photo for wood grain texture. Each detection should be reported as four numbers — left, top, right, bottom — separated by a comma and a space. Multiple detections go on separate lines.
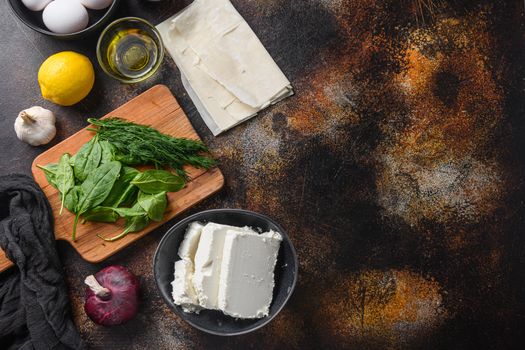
0, 85, 223, 271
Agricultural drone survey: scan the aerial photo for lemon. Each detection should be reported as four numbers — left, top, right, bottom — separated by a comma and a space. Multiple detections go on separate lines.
38, 51, 95, 106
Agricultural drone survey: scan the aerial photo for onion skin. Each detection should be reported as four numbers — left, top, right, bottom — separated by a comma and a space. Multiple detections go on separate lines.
84, 265, 140, 326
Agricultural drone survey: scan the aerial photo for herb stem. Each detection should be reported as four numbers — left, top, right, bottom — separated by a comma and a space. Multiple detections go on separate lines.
87, 118, 216, 179
72, 213, 80, 241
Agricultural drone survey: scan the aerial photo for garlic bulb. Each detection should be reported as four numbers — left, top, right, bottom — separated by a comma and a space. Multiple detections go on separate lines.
14, 106, 57, 146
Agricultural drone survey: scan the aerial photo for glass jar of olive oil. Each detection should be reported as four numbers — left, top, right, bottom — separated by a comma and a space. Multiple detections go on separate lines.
97, 17, 164, 83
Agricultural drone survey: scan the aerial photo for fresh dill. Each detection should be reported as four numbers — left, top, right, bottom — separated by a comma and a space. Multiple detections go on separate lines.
87, 118, 216, 179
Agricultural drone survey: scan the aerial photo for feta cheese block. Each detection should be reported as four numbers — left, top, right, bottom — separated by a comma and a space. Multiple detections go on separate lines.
218, 230, 282, 318
192, 223, 251, 309
178, 221, 204, 260
171, 259, 200, 313
171, 221, 283, 319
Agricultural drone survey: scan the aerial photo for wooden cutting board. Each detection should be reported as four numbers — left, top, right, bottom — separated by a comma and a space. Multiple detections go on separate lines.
0, 85, 224, 272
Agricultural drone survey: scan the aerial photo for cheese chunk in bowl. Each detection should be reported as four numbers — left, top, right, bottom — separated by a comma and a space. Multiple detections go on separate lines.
153, 209, 298, 336
218, 228, 282, 318
172, 222, 282, 318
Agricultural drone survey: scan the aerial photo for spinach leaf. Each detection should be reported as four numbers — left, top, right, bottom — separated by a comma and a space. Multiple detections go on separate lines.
64, 186, 81, 213
114, 153, 143, 166
137, 191, 167, 221
122, 166, 141, 180
115, 184, 138, 208
123, 214, 150, 233
102, 166, 139, 207
56, 153, 75, 214
131, 170, 185, 194
78, 161, 122, 211
82, 206, 119, 223
110, 203, 146, 218
91, 202, 146, 224
98, 214, 149, 242
74, 137, 102, 182
37, 163, 59, 188
72, 161, 122, 240
99, 140, 115, 165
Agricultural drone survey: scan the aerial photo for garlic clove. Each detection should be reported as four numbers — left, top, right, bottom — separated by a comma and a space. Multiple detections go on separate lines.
14, 106, 57, 146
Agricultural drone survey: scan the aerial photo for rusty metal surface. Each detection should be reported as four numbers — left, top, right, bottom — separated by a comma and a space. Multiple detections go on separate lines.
1, 0, 524, 349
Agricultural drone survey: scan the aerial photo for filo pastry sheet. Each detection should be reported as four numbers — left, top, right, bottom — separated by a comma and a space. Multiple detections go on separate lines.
157, 0, 293, 135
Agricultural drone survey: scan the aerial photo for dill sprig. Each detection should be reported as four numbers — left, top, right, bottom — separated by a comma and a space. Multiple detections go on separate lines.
87, 118, 216, 179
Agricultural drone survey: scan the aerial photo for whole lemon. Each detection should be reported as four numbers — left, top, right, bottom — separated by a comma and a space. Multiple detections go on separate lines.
38, 51, 95, 106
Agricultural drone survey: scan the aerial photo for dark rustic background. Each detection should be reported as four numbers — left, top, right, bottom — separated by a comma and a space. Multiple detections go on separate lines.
1, 0, 525, 349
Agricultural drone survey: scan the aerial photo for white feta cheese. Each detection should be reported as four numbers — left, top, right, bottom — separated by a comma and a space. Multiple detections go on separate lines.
171, 259, 201, 313
217, 229, 282, 318
172, 220, 283, 319
178, 221, 204, 260
192, 223, 251, 309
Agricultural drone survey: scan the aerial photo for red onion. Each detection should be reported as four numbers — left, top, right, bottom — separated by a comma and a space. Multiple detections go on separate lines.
84, 265, 140, 326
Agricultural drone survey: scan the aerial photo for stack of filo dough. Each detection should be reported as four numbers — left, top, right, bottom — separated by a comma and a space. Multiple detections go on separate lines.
157, 0, 293, 135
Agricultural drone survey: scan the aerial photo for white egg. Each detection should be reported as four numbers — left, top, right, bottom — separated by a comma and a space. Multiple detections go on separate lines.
20, 0, 52, 12
79, 0, 113, 10
42, 0, 89, 34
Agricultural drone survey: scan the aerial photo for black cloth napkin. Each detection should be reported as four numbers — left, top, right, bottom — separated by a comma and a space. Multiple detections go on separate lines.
0, 174, 85, 350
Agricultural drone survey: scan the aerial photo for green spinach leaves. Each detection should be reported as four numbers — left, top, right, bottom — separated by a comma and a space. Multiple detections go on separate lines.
37, 121, 203, 242
131, 170, 185, 194
36, 163, 59, 188
102, 166, 139, 207
137, 191, 167, 222
74, 137, 102, 182
56, 154, 75, 214
72, 161, 121, 240
82, 206, 119, 223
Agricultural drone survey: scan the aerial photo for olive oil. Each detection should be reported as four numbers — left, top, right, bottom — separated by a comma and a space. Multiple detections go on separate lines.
106, 28, 159, 80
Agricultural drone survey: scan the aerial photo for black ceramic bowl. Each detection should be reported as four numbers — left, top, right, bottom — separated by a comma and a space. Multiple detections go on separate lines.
153, 209, 298, 336
7, 0, 120, 40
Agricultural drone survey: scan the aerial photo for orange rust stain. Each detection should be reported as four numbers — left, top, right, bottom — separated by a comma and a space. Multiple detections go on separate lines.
396, 45, 502, 161
376, 14, 506, 225
317, 269, 446, 347
283, 0, 385, 136
401, 48, 437, 93
285, 58, 360, 135
382, 271, 443, 324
